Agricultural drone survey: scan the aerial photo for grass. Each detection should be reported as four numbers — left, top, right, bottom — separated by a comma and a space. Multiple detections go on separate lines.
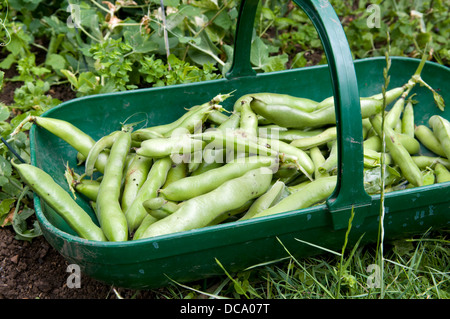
150, 228, 449, 299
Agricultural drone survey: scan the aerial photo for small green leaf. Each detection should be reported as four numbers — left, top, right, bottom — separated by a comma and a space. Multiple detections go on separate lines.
0, 103, 10, 121
45, 53, 67, 71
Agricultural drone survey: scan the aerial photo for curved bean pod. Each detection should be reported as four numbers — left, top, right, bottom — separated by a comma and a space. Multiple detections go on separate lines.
139, 167, 273, 239
251, 175, 337, 219
73, 179, 100, 201
240, 180, 286, 220
235, 93, 318, 113
411, 155, 450, 170
435, 163, 450, 183
401, 101, 415, 138
429, 115, 450, 159
26, 116, 108, 172
121, 155, 153, 213
85, 130, 121, 177
136, 134, 206, 159
12, 160, 106, 241
414, 125, 446, 157
370, 114, 423, 187
258, 137, 315, 178
290, 126, 337, 149
238, 95, 258, 139
250, 97, 383, 129
159, 155, 277, 201
125, 156, 172, 233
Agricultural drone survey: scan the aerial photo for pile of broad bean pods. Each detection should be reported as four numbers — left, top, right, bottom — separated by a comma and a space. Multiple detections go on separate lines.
11, 65, 449, 242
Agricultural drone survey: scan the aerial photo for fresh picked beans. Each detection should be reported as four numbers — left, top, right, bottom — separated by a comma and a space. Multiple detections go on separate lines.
16, 76, 447, 242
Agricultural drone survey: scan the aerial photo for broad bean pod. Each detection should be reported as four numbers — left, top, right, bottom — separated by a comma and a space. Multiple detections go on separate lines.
73, 179, 100, 201
251, 175, 337, 219
85, 130, 121, 177
125, 157, 172, 233
136, 134, 206, 159
96, 131, 131, 241
12, 160, 106, 241
24, 116, 108, 173
290, 126, 337, 149
234, 92, 318, 113
370, 114, 423, 187
401, 101, 415, 138
240, 180, 286, 220
429, 115, 450, 159
414, 125, 446, 157
121, 155, 153, 213
139, 167, 273, 239
435, 163, 450, 183
160, 155, 277, 201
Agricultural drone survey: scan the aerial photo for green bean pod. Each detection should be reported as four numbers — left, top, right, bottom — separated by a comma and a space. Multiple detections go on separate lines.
290, 126, 337, 149
159, 155, 277, 201
412, 155, 450, 170
429, 115, 450, 159
370, 114, 423, 187
401, 101, 415, 138
218, 112, 241, 132
240, 180, 286, 220
414, 125, 446, 157
139, 167, 273, 239
132, 105, 203, 139
435, 163, 450, 183
12, 160, 106, 241
164, 104, 223, 137
163, 161, 187, 188
193, 130, 277, 158
85, 130, 121, 177
250, 97, 382, 129
125, 157, 172, 233
73, 179, 100, 201
121, 155, 153, 213
96, 131, 131, 241
309, 146, 329, 178
239, 96, 258, 139
251, 175, 337, 219
318, 140, 338, 174
207, 110, 229, 125
28, 116, 108, 173
235, 93, 319, 113
258, 137, 315, 178
363, 135, 382, 152
385, 96, 405, 129
136, 134, 206, 158
132, 215, 159, 240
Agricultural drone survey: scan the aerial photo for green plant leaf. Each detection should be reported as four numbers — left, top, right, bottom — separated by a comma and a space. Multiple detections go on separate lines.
45, 53, 67, 71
